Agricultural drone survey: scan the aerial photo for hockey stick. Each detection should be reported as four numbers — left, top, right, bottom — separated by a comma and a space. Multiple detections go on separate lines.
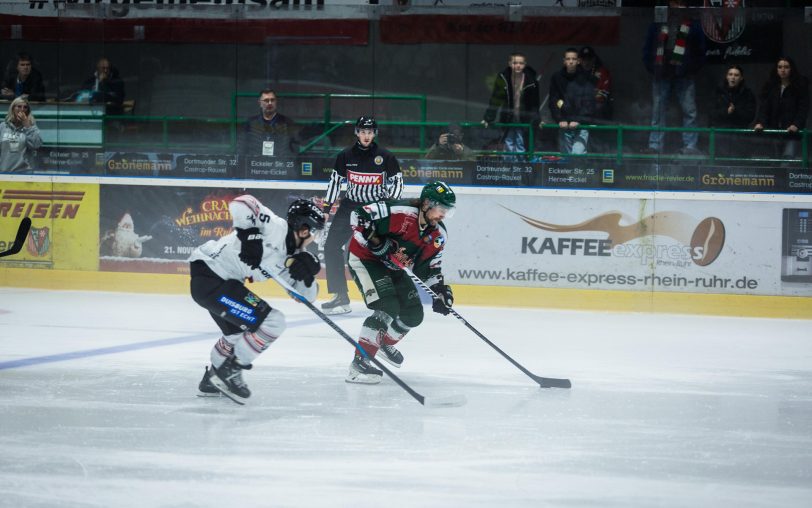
392, 258, 571, 389
263, 267, 466, 408
0, 218, 32, 258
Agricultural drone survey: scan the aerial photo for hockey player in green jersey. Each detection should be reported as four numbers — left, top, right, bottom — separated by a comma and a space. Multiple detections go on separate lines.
345, 181, 456, 384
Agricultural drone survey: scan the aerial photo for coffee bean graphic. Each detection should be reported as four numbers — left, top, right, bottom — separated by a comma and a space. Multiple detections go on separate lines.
691, 217, 725, 266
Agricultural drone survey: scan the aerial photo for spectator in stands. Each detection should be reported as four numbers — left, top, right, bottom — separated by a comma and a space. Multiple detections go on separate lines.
578, 46, 613, 121
0, 96, 42, 173
753, 56, 810, 160
641, 0, 706, 155
711, 64, 756, 158
1, 53, 45, 102
238, 89, 299, 158
481, 52, 541, 158
79, 57, 125, 115
424, 124, 476, 161
549, 48, 596, 155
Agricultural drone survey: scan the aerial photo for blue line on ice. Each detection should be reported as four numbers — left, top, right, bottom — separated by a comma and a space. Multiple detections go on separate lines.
0, 316, 334, 370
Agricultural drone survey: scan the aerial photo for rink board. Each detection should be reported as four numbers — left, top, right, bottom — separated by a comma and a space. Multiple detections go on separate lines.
1, 267, 810, 320
1, 176, 811, 319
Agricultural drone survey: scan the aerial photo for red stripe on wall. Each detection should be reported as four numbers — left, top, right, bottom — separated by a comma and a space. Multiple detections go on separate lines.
0, 15, 369, 45
380, 15, 620, 45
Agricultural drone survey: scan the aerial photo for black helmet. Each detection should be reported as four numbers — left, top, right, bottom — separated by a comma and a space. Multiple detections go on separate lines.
287, 199, 326, 232
355, 116, 377, 134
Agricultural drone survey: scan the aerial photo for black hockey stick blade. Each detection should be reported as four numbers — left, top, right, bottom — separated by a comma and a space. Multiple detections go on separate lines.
532, 375, 572, 389
0, 218, 32, 258
393, 258, 572, 390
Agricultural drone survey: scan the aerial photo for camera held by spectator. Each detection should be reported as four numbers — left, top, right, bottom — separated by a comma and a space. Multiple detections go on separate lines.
425, 124, 476, 161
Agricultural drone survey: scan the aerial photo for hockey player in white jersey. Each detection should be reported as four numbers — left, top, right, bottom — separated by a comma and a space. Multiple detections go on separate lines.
189, 195, 325, 404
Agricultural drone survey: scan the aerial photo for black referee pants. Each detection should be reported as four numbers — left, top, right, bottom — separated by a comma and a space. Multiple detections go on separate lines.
323, 199, 360, 295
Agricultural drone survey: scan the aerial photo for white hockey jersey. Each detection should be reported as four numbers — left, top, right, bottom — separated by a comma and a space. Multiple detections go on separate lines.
188, 195, 318, 302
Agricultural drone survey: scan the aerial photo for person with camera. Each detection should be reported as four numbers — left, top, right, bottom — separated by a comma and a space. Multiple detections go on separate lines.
424, 124, 476, 161
0, 96, 42, 173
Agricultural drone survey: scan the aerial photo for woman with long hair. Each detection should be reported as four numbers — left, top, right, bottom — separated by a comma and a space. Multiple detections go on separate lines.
0, 96, 42, 172
753, 56, 810, 159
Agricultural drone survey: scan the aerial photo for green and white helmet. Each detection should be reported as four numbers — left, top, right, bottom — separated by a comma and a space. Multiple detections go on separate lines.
420, 181, 456, 217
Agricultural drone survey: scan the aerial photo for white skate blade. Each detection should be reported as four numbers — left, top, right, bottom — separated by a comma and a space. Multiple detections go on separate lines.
322, 305, 351, 315
345, 373, 383, 384
196, 390, 222, 398
377, 353, 402, 369
422, 394, 467, 408
209, 375, 247, 405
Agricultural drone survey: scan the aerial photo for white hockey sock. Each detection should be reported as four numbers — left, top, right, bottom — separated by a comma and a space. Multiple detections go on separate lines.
210, 333, 242, 368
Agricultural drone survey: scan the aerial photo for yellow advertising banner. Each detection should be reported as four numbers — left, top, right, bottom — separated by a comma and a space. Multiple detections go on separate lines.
0, 182, 99, 271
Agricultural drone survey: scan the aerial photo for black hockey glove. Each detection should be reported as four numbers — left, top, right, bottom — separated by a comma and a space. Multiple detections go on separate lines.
286, 251, 321, 287
236, 227, 263, 269
430, 283, 453, 315
370, 236, 395, 259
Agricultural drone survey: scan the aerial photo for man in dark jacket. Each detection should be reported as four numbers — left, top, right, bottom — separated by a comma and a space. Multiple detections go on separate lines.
80, 57, 125, 115
549, 48, 597, 154
1, 53, 46, 102
481, 52, 540, 158
238, 89, 298, 158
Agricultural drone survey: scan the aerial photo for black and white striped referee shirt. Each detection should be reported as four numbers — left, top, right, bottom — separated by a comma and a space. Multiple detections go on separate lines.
324, 141, 403, 207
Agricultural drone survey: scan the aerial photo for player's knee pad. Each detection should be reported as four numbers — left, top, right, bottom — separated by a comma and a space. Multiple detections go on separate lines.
397, 301, 424, 329
366, 309, 393, 331
391, 316, 412, 336
368, 296, 400, 322
234, 309, 286, 363
256, 308, 286, 343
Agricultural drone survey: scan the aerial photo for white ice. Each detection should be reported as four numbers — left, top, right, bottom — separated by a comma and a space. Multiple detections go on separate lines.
1, 287, 811, 508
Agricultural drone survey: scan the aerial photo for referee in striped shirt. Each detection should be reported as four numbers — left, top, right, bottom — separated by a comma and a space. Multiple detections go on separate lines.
321, 116, 403, 314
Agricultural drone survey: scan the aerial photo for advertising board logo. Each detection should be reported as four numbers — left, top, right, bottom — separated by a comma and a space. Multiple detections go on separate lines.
700, 172, 775, 189
503, 205, 726, 267
348, 171, 383, 186
601, 169, 614, 184
27, 225, 50, 257
0, 189, 85, 219
701, 0, 746, 44
301, 162, 313, 176
175, 196, 233, 228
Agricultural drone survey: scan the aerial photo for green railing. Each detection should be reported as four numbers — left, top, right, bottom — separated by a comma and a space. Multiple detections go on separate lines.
35, 112, 810, 168
231, 91, 429, 152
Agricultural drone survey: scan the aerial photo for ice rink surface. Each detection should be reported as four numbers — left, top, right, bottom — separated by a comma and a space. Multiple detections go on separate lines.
1, 287, 811, 508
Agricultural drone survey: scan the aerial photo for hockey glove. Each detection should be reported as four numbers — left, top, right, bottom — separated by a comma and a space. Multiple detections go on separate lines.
286, 251, 321, 287
236, 227, 263, 269
369, 236, 395, 258
430, 283, 453, 315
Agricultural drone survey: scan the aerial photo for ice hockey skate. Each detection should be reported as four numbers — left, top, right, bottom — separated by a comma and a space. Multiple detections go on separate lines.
379, 343, 403, 368
208, 356, 252, 404
321, 292, 351, 315
346, 354, 383, 384
197, 366, 221, 397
